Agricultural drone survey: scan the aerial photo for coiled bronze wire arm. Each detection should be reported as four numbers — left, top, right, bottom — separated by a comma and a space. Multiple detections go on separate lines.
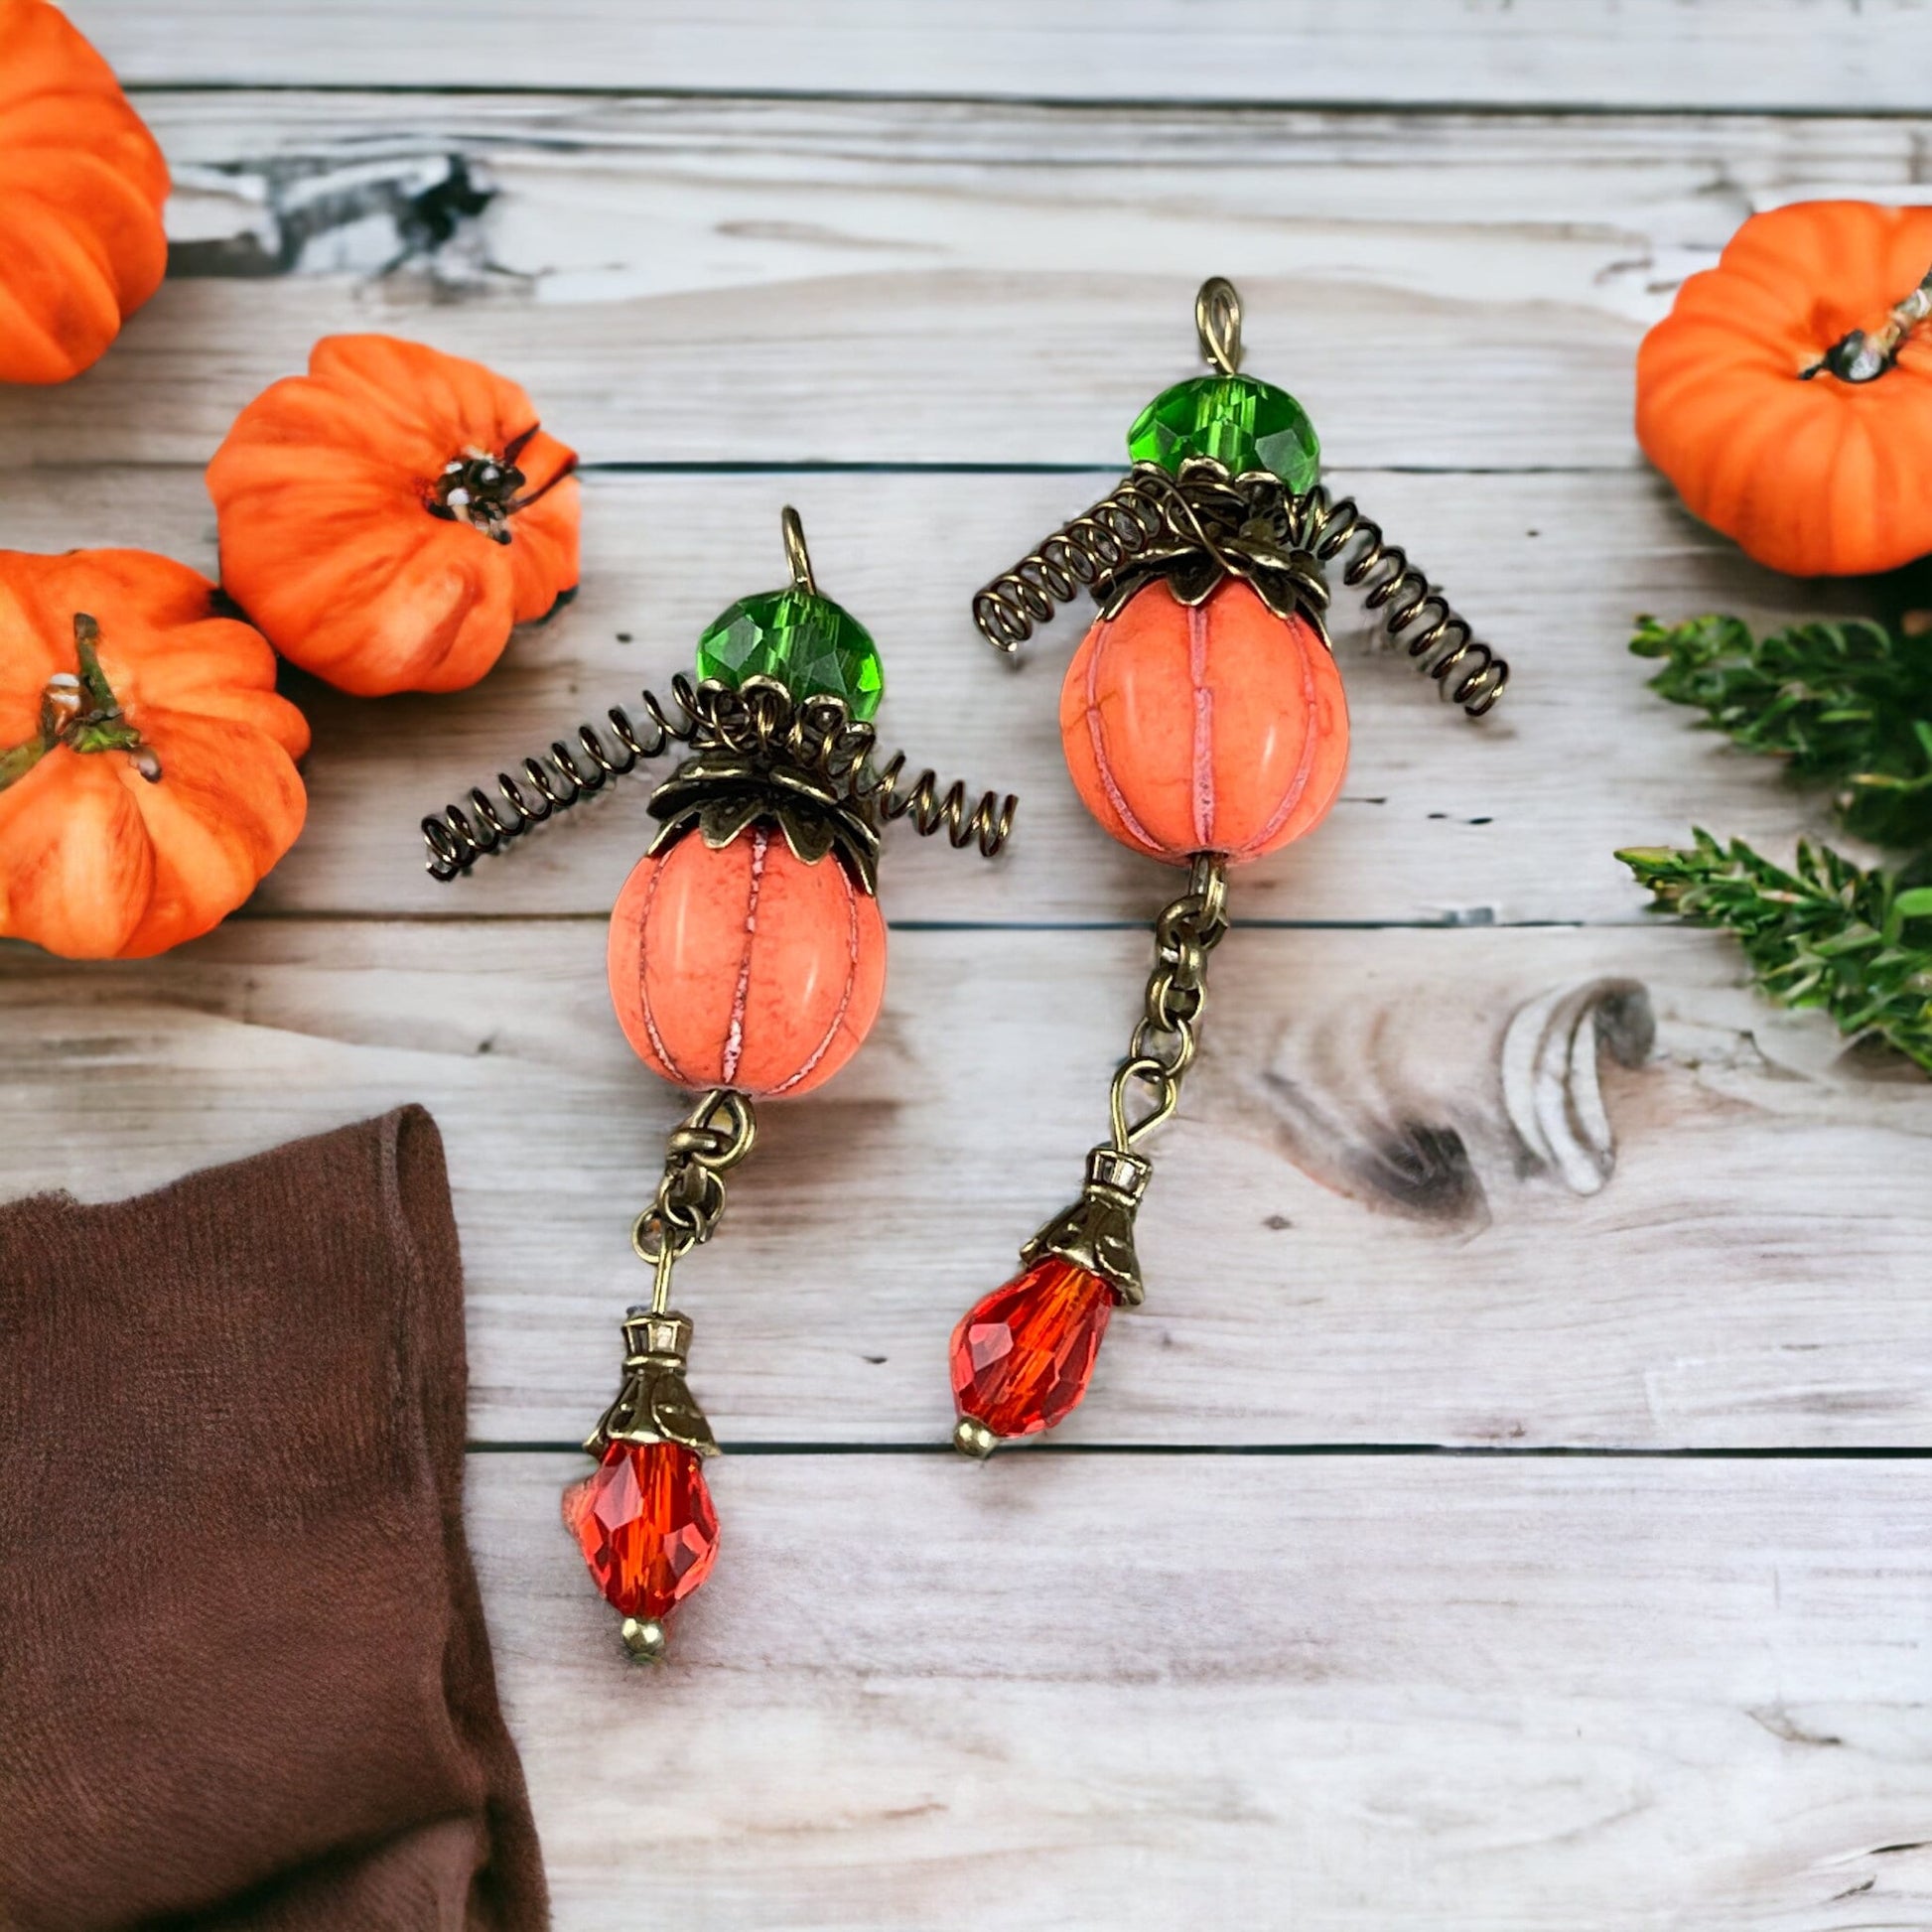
420, 677, 704, 880
851, 752, 1014, 856
720, 680, 1017, 857
970, 467, 1508, 719
971, 468, 1208, 652
422, 673, 1016, 878
1294, 485, 1508, 718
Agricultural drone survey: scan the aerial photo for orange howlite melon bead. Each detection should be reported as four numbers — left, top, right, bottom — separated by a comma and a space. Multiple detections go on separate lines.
608, 826, 887, 1098
1059, 578, 1349, 864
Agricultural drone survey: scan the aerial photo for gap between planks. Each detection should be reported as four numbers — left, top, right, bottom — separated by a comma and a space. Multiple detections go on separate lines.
112, 86, 1932, 125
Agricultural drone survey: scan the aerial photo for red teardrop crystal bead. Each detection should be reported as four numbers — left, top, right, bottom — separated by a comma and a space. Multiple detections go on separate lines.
950, 1255, 1116, 1443
562, 1440, 720, 1620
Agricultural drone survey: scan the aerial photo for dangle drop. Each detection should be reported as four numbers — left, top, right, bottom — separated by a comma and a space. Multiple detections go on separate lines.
421, 508, 1016, 1652
568, 1298, 728, 1660
952, 278, 1510, 1456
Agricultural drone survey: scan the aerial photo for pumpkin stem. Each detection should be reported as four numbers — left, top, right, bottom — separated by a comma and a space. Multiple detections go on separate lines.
0, 734, 49, 792
428, 424, 575, 544
1807, 259, 1932, 383
0, 614, 163, 792
504, 450, 580, 517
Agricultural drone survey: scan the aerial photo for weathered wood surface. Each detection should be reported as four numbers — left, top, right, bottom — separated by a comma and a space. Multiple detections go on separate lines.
4, 19, 1929, 1923
6, 97, 1932, 470
476, 1452, 1932, 1930
0, 467, 1861, 927
6, 920, 1926, 1448
70, 1, 1932, 110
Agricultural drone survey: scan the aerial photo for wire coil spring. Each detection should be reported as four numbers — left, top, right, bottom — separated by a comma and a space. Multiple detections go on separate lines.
420, 678, 702, 880
1293, 486, 1508, 719
423, 673, 1016, 877
860, 753, 1016, 857
971, 468, 1509, 719
672, 679, 1016, 858
764, 689, 1017, 859
971, 470, 1208, 652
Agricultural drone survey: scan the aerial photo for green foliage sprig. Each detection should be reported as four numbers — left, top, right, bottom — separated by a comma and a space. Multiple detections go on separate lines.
1631, 613, 1932, 849
1618, 830, 1932, 1070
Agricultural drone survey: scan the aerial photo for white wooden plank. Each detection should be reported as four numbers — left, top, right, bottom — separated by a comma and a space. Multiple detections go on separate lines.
0, 255, 1638, 475
5, 920, 1926, 1449
8, 97, 1930, 469
472, 1451, 1932, 1931
68, 0, 1932, 111
143, 92, 1926, 327
0, 466, 1860, 928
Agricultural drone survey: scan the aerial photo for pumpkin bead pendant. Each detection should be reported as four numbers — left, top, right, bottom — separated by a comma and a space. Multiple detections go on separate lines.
952, 279, 1511, 1455
423, 508, 1015, 1656
1060, 579, 1348, 864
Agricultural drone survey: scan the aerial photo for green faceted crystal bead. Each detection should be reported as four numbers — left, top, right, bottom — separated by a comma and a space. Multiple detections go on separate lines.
695, 587, 884, 721
1127, 373, 1320, 492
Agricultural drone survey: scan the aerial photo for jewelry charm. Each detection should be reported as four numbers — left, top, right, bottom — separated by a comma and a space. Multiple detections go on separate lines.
950, 279, 1509, 1456
423, 508, 1015, 1652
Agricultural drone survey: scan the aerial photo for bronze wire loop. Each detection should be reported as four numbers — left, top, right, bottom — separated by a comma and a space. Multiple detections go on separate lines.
1195, 275, 1243, 376
781, 502, 818, 595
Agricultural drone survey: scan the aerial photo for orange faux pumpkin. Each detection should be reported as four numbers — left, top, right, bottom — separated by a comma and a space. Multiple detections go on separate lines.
1060, 579, 1349, 865
607, 826, 888, 1099
0, 550, 309, 958
0, 0, 169, 384
207, 336, 581, 696
1637, 201, 1932, 577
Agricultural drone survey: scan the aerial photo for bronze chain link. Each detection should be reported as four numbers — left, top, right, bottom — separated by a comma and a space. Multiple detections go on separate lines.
1107, 853, 1230, 1152
630, 1088, 759, 1310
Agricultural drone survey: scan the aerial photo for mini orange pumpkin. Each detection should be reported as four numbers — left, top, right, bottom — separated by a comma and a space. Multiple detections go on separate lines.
607, 826, 887, 1098
1637, 201, 1932, 577
0, 550, 309, 958
1060, 578, 1349, 864
207, 335, 581, 696
0, 0, 170, 384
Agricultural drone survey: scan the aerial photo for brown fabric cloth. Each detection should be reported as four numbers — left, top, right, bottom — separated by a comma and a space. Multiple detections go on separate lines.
0, 1108, 547, 1932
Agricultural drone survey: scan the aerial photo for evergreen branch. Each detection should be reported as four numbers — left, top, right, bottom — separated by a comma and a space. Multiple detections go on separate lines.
1617, 831, 1932, 1071
1631, 613, 1932, 849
